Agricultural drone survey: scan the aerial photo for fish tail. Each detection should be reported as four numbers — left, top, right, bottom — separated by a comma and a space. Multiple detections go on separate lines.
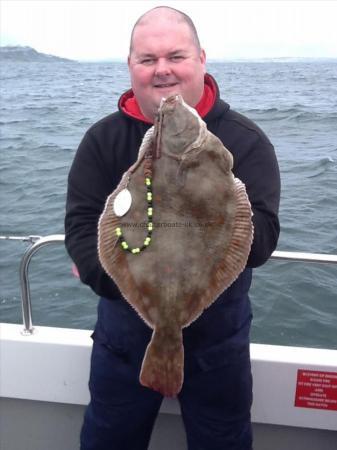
140, 324, 184, 397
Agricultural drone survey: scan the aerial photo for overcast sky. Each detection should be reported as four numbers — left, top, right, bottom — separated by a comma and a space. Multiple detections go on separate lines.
1, 0, 337, 61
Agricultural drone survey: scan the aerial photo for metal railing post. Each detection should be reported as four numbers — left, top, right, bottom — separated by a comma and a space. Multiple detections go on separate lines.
18, 235, 65, 335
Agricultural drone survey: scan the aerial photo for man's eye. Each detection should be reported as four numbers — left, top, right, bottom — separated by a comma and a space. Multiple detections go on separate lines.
141, 58, 155, 65
170, 56, 184, 62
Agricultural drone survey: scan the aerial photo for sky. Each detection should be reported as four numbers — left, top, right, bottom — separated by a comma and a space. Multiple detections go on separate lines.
1, 0, 337, 61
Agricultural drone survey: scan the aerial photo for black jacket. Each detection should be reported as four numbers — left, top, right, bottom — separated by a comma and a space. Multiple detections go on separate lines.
65, 76, 280, 300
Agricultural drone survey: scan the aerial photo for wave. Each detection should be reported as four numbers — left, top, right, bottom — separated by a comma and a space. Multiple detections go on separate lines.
287, 156, 335, 178
245, 106, 301, 114
22, 105, 59, 113
284, 111, 337, 123
242, 106, 337, 124
0, 119, 33, 125
306, 157, 335, 178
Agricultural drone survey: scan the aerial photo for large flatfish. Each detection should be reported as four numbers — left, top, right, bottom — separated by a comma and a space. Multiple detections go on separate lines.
98, 95, 253, 397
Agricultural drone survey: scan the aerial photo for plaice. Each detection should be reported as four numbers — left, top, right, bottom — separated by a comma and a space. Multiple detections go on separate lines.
98, 95, 253, 397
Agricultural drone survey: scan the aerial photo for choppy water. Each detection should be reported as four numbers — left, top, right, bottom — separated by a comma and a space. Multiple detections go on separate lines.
1, 60, 336, 349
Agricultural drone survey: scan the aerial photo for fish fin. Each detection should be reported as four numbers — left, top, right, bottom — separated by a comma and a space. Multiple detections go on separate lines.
210, 177, 253, 295
140, 325, 184, 397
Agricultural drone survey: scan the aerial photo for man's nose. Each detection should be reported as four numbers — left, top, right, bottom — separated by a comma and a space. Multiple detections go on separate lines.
155, 58, 171, 76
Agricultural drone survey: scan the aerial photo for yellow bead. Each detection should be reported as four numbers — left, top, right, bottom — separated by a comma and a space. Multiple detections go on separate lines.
115, 227, 122, 237
132, 248, 140, 254
145, 178, 151, 186
121, 241, 128, 249
144, 237, 151, 246
148, 208, 153, 216
148, 222, 153, 230
147, 192, 152, 201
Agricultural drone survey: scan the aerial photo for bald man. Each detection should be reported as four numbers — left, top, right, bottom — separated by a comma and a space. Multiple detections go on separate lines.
65, 6, 280, 450
128, 7, 206, 120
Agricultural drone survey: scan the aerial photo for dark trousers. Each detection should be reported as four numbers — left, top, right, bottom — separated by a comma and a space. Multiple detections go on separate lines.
80, 283, 253, 450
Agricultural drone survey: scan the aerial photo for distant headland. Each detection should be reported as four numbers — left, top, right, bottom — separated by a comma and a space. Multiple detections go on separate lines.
0, 46, 74, 62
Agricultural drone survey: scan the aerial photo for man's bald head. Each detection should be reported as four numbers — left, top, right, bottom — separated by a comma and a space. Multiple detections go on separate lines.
129, 6, 201, 56
127, 6, 206, 120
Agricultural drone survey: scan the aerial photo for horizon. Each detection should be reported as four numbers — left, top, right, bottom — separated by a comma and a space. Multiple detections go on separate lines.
1, 1, 337, 61
2, 44, 337, 64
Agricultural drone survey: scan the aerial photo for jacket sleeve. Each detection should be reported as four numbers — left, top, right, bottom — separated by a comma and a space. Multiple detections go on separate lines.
236, 138, 281, 268
64, 130, 121, 299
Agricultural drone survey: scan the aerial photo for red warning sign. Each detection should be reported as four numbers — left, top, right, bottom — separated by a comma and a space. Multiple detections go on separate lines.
295, 369, 337, 411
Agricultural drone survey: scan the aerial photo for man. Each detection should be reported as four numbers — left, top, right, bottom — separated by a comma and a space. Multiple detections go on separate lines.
65, 6, 280, 450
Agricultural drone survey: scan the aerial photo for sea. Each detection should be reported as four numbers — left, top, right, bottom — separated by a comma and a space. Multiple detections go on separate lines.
1, 60, 336, 350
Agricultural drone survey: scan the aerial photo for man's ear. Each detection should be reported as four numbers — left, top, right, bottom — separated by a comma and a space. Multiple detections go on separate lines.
200, 49, 206, 73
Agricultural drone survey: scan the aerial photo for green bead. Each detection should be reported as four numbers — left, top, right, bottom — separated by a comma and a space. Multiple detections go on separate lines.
116, 175, 155, 254
144, 237, 151, 246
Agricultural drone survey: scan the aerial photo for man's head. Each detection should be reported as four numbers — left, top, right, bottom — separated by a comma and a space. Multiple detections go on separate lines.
128, 7, 206, 121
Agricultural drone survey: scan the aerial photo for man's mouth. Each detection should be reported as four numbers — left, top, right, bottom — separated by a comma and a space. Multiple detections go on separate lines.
154, 82, 179, 89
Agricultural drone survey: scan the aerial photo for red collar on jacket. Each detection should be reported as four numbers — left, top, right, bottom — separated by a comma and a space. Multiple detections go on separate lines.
119, 73, 217, 124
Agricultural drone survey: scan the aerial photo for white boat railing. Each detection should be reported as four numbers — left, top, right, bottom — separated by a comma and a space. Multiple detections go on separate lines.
1, 234, 337, 335
272, 250, 337, 265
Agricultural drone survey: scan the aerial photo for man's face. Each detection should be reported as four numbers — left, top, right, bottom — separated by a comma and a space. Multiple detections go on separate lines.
128, 18, 206, 121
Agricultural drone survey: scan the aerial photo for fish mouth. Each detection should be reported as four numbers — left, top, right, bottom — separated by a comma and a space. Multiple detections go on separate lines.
159, 94, 183, 109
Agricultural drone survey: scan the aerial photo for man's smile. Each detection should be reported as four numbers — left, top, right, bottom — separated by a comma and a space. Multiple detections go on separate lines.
153, 82, 179, 89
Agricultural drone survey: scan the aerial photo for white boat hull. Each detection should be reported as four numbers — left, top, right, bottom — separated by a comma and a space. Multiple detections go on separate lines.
1, 323, 336, 449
